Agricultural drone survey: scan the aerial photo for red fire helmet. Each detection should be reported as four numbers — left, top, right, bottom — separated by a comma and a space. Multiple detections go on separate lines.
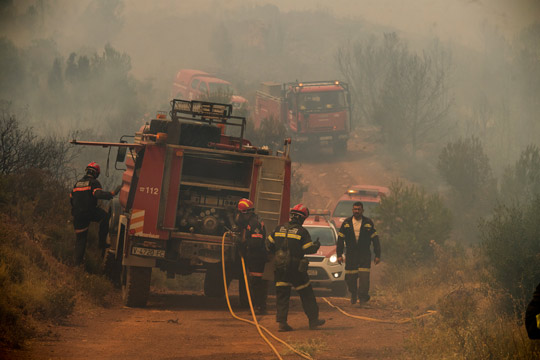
237, 198, 254, 213
86, 162, 101, 177
290, 203, 309, 218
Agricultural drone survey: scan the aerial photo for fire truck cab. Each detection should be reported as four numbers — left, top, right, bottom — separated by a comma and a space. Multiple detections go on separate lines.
254, 80, 351, 155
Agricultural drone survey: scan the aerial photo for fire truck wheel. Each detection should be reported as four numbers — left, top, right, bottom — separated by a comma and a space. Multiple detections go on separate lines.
122, 266, 152, 307
333, 142, 347, 156
331, 281, 348, 297
103, 249, 122, 288
204, 263, 230, 298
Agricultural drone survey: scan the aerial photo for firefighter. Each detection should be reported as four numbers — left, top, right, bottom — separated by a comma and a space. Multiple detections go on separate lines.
525, 282, 540, 339
234, 198, 269, 314
70, 162, 116, 266
336, 201, 381, 304
266, 204, 325, 332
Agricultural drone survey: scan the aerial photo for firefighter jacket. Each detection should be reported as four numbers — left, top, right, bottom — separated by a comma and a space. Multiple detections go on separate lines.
266, 220, 320, 283
336, 215, 381, 269
244, 218, 267, 275
70, 175, 113, 217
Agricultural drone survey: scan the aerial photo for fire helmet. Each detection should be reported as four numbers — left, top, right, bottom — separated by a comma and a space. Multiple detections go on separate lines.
237, 198, 255, 213
290, 203, 309, 219
86, 162, 101, 178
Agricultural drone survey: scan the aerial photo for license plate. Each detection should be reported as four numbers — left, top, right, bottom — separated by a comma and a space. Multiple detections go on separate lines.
308, 269, 318, 276
131, 246, 165, 258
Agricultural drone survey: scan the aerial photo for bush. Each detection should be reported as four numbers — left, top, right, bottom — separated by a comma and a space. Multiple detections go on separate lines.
438, 135, 493, 204
500, 145, 540, 206
376, 180, 452, 266
480, 198, 540, 310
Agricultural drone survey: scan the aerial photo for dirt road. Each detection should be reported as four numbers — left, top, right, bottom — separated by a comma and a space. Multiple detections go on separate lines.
5, 284, 412, 360
4, 131, 414, 360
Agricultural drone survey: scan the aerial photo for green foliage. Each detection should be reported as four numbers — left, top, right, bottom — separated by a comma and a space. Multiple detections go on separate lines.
438, 136, 493, 203
480, 198, 540, 309
376, 180, 452, 266
74, 270, 114, 307
500, 145, 540, 205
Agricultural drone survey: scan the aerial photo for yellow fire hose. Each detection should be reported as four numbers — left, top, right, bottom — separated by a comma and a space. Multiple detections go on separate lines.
321, 297, 437, 324
221, 232, 313, 360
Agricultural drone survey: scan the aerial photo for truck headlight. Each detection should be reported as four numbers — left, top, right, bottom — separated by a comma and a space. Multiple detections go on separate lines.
329, 254, 338, 264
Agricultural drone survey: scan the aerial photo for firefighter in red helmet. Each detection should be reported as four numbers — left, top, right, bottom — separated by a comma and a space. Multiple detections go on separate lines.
234, 198, 268, 314
70, 162, 118, 266
266, 203, 325, 331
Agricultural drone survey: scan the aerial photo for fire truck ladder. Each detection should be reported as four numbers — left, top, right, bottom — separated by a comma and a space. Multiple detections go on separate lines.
256, 168, 284, 230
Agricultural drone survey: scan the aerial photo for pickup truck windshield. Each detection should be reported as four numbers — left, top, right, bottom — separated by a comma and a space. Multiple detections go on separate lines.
332, 200, 379, 218
304, 227, 336, 246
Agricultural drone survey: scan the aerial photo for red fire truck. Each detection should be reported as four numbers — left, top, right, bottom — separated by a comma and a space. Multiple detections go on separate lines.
71, 100, 291, 307
254, 80, 351, 155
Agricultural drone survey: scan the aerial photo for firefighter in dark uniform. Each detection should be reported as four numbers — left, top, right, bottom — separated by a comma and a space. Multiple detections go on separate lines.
525, 282, 540, 339
266, 204, 325, 332
234, 198, 269, 314
336, 201, 381, 304
70, 162, 116, 266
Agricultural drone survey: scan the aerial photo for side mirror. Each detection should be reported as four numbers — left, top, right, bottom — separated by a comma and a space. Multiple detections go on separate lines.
116, 146, 127, 163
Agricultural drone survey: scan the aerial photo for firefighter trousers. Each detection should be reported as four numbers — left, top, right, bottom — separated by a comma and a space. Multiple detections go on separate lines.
345, 268, 371, 302
74, 208, 110, 266
275, 283, 319, 324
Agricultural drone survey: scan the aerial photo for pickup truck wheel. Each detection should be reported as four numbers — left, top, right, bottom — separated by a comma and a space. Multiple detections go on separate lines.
204, 263, 230, 298
331, 281, 348, 297
122, 266, 151, 307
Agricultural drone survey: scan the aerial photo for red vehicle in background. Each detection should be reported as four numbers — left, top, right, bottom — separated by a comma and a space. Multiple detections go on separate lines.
331, 185, 389, 229
172, 69, 248, 111
254, 80, 351, 155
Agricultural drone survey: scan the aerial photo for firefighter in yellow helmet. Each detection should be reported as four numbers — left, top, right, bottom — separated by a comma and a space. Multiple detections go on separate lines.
266, 204, 325, 332
234, 198, 268, 314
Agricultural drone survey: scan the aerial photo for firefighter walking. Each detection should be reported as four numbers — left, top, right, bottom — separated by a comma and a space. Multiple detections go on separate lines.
70, 162, 116, 266
266, 204, 325, 332
337, 201, 381, 304
234, 198, 269, 314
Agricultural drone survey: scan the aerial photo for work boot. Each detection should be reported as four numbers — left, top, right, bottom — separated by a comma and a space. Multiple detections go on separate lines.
350, 294, 357, 304
278, 322, 293, 332
309, 318, 326, 330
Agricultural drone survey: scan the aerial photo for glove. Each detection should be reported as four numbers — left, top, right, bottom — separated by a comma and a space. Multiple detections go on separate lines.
314, 237, 321, 247
112, 185, 122, 196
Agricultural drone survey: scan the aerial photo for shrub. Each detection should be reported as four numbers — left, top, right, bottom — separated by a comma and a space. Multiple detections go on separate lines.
376, 179, 452, 266
480, 198, 540, 310
500, 144, 540, 206
437, 135, 493, 204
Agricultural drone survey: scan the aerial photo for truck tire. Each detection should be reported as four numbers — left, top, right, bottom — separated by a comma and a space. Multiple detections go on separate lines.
331, 281, 348, 297
333, 141, 347, 156
103, 249, 121, 288
122, 266, 152, 307
204, 263, 230, 298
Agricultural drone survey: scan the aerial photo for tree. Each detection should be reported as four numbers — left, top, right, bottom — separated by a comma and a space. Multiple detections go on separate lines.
376, 180, 452, 266
437, 136, 493, 204
337, 33, 453, 154
500, 145, 540, 205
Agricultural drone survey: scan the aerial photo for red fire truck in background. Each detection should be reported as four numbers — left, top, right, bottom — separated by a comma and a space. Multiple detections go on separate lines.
172, 69, 248, 112
72, 100, 291, 307
254, 80, 351, 155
